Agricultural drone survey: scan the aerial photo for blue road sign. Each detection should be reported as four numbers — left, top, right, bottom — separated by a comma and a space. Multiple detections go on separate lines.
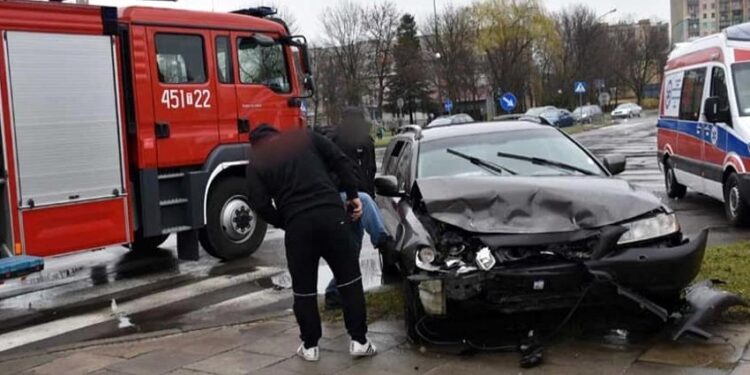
574, 81, 587, 94
443, 99, 453, 113
499, 92, 517, 113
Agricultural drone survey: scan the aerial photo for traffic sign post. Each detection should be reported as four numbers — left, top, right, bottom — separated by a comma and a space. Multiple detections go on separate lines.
443, 99, 453, 114
574, 81, 587, 110
499, 92, 517, 113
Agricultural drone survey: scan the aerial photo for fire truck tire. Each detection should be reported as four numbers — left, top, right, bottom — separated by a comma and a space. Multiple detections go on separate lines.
129, 234, 169, 252
200, 176, 267, 260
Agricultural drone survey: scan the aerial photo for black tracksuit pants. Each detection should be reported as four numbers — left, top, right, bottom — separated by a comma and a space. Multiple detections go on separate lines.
284, 206, 367, 348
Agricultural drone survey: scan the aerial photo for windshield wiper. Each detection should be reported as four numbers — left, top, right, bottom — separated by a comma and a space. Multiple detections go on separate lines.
447, 149, 516, 175
496, 151, 597, 176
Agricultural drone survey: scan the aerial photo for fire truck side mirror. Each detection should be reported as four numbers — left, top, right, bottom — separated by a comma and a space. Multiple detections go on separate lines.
303, 74, 315, 96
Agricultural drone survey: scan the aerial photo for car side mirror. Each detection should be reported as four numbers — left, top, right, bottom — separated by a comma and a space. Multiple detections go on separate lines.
603, 154, 626, 175
375, 175, 401, 197
705, 96, 731, 124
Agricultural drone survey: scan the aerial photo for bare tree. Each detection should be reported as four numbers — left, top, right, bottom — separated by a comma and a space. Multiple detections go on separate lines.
270, 3, 300, 35
320, 0, 367, 107
612, 21, 669, 104
548, 5, 611, 108
473, 0, 557, 111
363, 1, 399, 120
423, 5, 481, 110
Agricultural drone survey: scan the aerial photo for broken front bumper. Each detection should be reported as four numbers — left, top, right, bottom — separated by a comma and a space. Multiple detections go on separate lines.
408, 229, 709, 316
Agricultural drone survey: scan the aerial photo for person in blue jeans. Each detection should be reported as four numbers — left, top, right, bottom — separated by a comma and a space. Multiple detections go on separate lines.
325, 107, 392, 309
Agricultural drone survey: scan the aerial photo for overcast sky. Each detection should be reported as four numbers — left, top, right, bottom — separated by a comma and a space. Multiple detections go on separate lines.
89, 0, 670, 42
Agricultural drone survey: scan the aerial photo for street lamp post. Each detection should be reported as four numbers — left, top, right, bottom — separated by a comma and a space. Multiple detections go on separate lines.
671, 17, 696, 44
597, 8, 617, 21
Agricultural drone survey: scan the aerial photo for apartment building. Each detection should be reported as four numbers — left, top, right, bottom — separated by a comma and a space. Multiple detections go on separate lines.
672, 0, 748, 43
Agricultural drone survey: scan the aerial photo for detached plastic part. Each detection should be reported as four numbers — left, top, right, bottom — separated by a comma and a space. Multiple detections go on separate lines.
672, 280, 749, 340
0, 255, 44, 280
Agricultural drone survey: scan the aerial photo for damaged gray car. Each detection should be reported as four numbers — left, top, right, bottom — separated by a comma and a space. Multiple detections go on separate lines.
375, 121, 744, 346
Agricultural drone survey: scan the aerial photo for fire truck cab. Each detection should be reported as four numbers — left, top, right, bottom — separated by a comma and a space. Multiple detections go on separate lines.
658, 23, 750, 225
0, 1, 312, 270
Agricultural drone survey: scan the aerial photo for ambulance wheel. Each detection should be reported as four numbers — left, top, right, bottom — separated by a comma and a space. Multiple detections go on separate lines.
724, 173, 750, 227
200, 176, 267, 261
129, 234, 169, 252
664, 159, 687, 199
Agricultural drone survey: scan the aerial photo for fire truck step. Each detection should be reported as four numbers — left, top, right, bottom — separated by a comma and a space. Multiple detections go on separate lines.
160, 198, 188, 207
158, 172, 185, 180
0, 255, 44, 280
162, 225, 191, 235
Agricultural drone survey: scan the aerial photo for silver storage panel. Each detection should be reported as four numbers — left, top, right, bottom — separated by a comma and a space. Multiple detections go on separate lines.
6, 31, 123, 207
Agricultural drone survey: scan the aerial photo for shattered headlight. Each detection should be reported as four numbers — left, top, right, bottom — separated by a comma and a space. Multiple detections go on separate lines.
617, 213, 679, 245
415, 247, 440, 272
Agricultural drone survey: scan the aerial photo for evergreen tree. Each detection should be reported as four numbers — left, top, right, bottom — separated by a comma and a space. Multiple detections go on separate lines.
388, 14, 434, 124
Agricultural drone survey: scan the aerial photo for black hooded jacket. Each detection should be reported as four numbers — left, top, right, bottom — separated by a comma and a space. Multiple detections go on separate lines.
246, 125, 358, 228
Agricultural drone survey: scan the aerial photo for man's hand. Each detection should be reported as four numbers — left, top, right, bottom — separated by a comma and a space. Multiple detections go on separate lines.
347, 198, 363, 221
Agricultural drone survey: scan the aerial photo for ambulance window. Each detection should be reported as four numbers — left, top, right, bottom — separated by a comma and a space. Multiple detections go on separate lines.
155, 34, 206, 84
679, 68, 706, 121
215, 36, 233, 84
237, 37, 291, 93
711, 67, 731, 124
733, 63, 750, 116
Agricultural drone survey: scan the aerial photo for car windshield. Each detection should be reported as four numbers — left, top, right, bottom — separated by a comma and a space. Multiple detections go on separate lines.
733, 62, 750, 116
418, 128, 604, 178
615, 104, 630, 110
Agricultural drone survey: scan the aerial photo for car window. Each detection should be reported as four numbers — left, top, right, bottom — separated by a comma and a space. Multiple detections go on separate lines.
215, 36, 233, 84
395, 142, 413, 191
680, 67, 707, 121
733, 62, 750, 116
418, 129, 604, 178
383, 140, 405, 175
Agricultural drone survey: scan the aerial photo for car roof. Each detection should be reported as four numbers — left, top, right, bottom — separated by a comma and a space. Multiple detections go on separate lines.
399, 120, 553, 143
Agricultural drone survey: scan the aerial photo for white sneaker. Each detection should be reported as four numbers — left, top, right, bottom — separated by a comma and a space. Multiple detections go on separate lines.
350, 340, 377, 357
296, 343, 319, 362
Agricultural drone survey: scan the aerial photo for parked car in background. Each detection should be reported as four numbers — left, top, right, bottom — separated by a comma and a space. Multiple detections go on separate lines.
540, 108, 576, 128
525, 106, 557, 117
612, 103, 643, 119
375, 120, 720, 343
573, 105, 604, 124
425, 113, 474, 128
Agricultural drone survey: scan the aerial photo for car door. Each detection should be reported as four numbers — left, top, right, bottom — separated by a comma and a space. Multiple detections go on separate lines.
674, 67, 708, 193
376, 140, 410, 242
702, 66, 731, 199
147, 28, 219, 168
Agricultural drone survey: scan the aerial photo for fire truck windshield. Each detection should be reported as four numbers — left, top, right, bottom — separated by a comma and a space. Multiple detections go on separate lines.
238, 37, 291, 94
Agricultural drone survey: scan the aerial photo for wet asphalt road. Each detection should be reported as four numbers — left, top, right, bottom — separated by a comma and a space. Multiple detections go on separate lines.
3, 113, 750, 353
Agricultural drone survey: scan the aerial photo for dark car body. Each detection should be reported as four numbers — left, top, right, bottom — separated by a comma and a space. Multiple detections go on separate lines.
540, 109, 575, 127
375, 121, 712, 342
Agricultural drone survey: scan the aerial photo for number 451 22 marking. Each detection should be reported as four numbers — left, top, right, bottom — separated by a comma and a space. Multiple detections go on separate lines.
161, 89, 211, 109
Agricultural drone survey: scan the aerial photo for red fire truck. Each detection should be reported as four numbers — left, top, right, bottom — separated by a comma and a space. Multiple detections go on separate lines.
0, 0, 313, 274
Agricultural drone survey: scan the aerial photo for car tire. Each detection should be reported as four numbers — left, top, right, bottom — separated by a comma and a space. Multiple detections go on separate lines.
199, 176, 268, 261
403, 279, 425, 344
664, 159, 687, 199
128, 234, 169, 252
723, 173, 750, 226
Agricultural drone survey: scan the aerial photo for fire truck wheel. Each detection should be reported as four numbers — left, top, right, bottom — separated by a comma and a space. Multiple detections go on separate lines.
200, 176, 267, 260
129, 234, 169, 252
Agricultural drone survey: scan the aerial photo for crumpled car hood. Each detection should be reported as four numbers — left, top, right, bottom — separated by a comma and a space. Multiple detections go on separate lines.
414, 176, 663, 234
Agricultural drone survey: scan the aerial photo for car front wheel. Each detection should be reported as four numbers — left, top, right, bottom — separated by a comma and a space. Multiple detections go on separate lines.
724, 173, 750, 226
403, 279, 425, 344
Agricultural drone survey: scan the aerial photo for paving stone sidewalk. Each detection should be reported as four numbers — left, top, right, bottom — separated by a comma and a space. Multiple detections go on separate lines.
3, 314, 750, 375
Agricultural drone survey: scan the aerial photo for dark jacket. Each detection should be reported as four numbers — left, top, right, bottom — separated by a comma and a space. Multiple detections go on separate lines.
330, 107, 377, 196
246, 125, 358, 229
333, 134, 376, 197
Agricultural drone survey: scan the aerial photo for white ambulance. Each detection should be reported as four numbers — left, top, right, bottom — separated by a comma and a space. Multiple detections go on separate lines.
658, 23, 750, 225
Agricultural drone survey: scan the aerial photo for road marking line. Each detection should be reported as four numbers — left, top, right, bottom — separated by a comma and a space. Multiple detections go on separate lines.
0, 266, 283, 353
